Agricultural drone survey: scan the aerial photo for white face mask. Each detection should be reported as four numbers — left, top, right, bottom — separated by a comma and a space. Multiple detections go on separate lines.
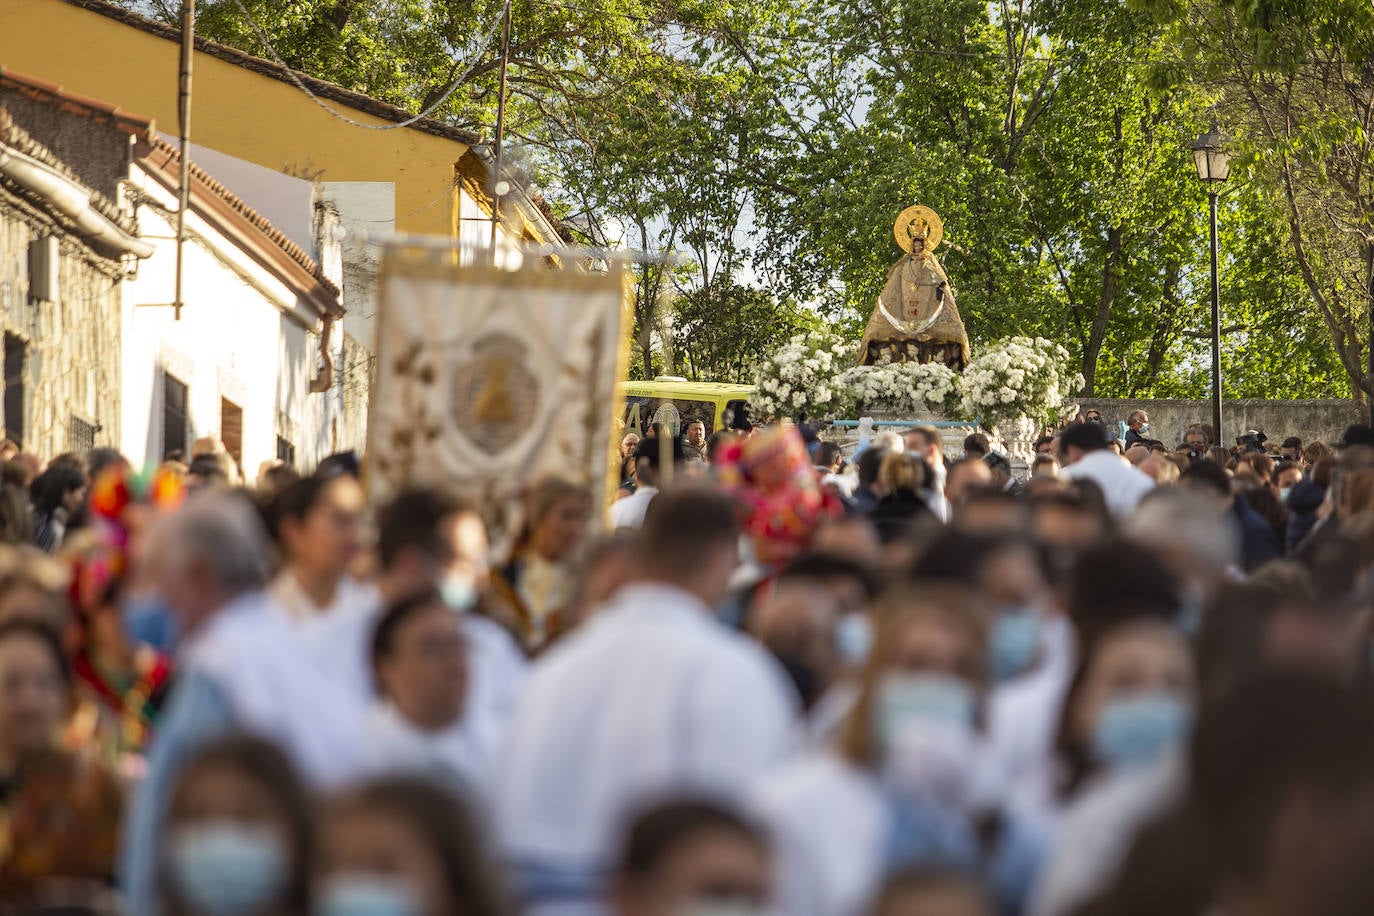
676, 900, 770, 916
873, 674, 978, 809
314, 873, 423, 916
169, 822, 288, 916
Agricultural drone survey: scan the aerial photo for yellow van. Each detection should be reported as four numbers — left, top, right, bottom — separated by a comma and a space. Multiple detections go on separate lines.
618, 378, 755, 437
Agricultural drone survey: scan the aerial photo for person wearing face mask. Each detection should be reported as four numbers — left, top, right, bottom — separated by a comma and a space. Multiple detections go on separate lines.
909, 532, 1073, 827
1122, 412, 1150, 449
1049, 619, 1195, 819
315, 777, 507, 916
613, 800, 773, 916
1272, 460, 1303, 505
376, 488, 527, 760
751, 585, 1046, 916
159, 736, 313, 916
362, 590, 487, 796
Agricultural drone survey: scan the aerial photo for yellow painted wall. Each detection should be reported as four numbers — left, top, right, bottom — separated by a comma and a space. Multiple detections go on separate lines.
0, 0, 465, 235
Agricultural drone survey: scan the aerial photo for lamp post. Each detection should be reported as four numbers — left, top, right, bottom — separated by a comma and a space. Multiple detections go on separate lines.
1192, 126, 1230, 446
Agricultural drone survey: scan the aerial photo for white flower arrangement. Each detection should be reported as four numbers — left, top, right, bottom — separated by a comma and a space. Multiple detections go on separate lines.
959, 336, 1083, 427
750, 333, 1082, 428
835, 360, 962, 417
749, 332, 853, 421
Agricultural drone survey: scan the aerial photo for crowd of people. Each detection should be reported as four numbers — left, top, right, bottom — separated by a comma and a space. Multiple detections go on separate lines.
1, 408, 1373, 916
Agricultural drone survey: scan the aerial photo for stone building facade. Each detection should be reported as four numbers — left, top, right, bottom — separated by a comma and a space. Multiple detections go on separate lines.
0, 99, 147, 458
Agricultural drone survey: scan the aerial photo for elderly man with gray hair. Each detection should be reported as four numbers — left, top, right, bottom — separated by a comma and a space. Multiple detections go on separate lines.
120, 492, 365, 913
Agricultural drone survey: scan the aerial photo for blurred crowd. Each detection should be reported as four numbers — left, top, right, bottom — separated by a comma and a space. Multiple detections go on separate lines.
2, 411, 1374, 916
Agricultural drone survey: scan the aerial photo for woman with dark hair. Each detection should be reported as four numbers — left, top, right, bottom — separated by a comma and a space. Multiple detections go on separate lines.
160, 735, 315, 916
613, 800, 772, 916
1050, 619, 1195, 811
0, 619, 123, 905
267, 471, 376, 707
315, 777, 508, 916
29, 459, 87, 553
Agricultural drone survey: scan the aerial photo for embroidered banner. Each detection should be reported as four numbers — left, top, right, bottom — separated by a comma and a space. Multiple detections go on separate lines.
368, 247, 629, 554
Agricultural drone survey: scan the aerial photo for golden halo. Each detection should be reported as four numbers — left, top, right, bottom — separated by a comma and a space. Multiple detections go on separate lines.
893, 205, 943, 254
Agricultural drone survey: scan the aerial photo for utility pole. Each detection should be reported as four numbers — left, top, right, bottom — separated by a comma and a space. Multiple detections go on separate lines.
174, 0, 195, 320
488, 0, 512, 262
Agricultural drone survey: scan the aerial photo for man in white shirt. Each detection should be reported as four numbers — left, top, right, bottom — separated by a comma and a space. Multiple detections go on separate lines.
608, 435, 682, 530
498, 487, 799, 914
1058, 421, 1155, 517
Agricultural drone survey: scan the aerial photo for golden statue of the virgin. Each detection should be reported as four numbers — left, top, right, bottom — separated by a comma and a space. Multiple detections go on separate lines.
858, 206, 971, 369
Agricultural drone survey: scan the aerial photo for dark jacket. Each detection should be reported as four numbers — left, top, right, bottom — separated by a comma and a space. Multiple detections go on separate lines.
1285, 478, 1326, 552
868, 489, 935, 545
1233, 494, 1281, 572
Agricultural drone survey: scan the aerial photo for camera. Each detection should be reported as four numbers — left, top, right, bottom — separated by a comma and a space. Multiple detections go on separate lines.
1237, 429, 1268, 453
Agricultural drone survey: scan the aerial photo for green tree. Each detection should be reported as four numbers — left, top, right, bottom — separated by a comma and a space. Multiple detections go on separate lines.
672, 279, 821, 383
1135, 0, 1374, 398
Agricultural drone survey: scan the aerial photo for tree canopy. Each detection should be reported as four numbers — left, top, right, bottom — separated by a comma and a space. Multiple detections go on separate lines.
122, 0, 1369, 400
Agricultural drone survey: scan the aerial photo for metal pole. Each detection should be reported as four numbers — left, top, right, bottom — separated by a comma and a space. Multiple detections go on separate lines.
488, 0, 512, 261
1366, 241, 1374, 423
174, 0, 195, 321
1209, 189, 1223, 444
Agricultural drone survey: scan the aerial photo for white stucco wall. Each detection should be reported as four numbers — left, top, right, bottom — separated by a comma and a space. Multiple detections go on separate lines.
319, 180, 395, 353
122, 165, 339, 477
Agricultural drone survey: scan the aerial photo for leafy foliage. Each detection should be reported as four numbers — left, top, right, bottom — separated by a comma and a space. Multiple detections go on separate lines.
121, 0, 1368, 401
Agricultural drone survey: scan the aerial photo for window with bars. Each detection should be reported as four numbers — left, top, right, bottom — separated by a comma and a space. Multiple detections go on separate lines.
69, 415, 95, 454
221, 398, 243, 468
3, 334, 24, 450
276, 435, 295, 468
163, 372, 188, 460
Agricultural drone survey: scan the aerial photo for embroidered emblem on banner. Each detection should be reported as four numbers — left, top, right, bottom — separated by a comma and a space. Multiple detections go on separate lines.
452, 332, 538, 454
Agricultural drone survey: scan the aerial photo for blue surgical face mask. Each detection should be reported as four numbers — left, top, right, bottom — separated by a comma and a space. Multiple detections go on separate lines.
438, 573, 477, 613
314, 874, 423, 916
677, 902, 770, 916
835, 613, 874, 666
169, 821, 288, 916
1090, 692, 1192, 771
1280, 486, 1293, 503
875, 673, 976, 743
989, 606, 1041, 682
123, 593, 180, 653
1139, 422, 1151, 434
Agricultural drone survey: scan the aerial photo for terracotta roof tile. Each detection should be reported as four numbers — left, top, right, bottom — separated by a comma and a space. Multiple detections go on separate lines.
140, 136, 341, 303
0, 67, 154, 138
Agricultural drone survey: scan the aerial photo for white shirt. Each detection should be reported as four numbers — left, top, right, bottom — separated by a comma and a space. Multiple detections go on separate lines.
496, 582, 798, 873
462, 613, 528, 769
1028, 754, 1184, 916
268, 573, 380, 709
1060, 451, 1155, 518
606, 486, 658, 530
184, 592, 365, 787
985, 617, 1077, 822
362, 702, 493, 800
751, 754, 889, 916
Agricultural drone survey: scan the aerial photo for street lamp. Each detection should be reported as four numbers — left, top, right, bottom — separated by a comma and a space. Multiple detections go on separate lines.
1192, 126, 1230, 446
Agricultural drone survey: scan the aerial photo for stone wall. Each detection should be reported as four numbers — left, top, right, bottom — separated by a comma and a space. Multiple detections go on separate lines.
1076, 398, 1367, 449
0, 193, 122, 457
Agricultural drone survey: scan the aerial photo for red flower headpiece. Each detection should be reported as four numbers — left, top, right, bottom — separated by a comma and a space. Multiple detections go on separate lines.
69, 466, 185, 616
716, 426, 842, 567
